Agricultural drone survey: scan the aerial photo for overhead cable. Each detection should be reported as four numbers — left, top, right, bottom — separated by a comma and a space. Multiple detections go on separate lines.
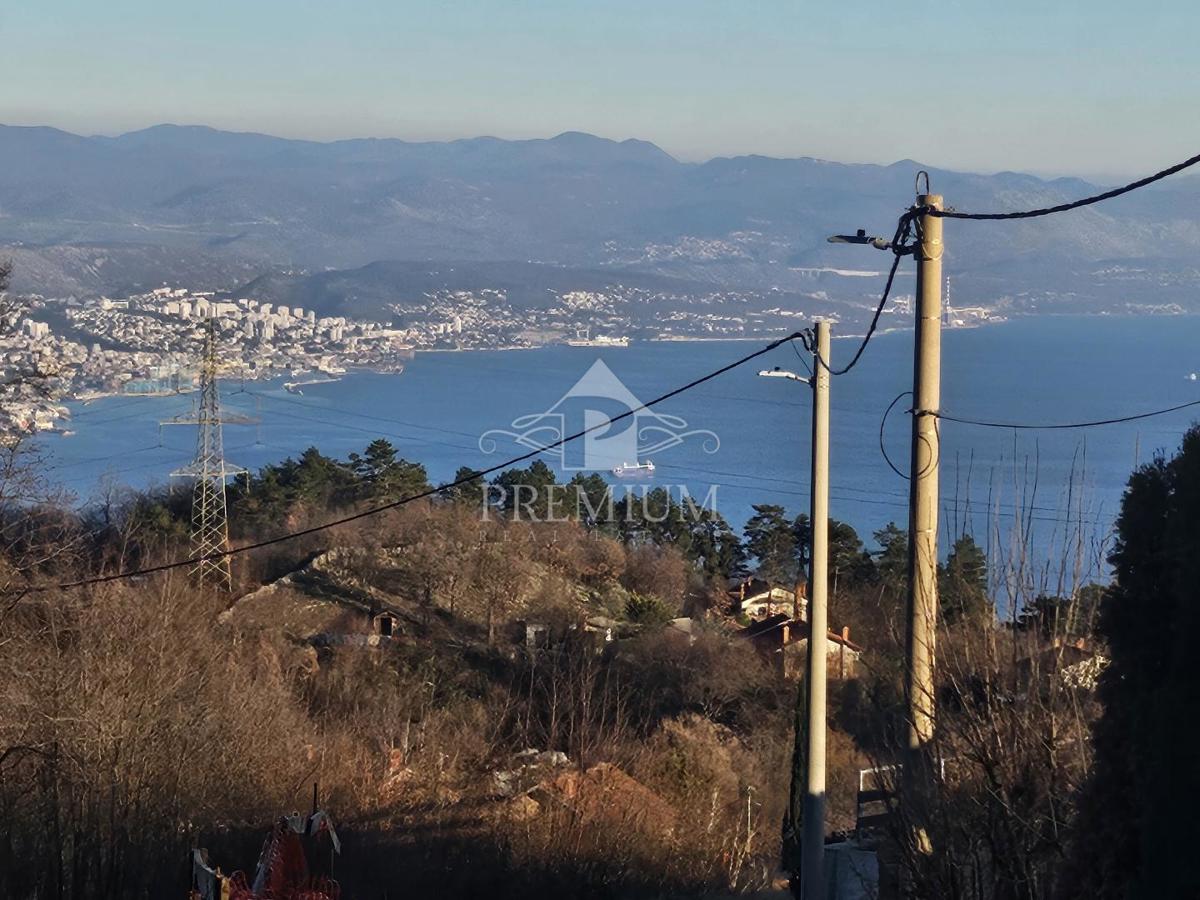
929, 151, 1200, 221
933, 398, 1200, 431
14, 331, 805, 594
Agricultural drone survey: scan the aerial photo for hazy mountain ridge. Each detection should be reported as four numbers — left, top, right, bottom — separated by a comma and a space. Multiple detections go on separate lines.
2, 123, 1199, 311
1, 241, 281, 299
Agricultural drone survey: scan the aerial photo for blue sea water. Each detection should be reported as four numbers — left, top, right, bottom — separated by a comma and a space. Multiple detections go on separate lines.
35, 315, 1200, 581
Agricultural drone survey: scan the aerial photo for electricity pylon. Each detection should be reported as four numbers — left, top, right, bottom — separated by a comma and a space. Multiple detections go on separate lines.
168, 317, 247, 591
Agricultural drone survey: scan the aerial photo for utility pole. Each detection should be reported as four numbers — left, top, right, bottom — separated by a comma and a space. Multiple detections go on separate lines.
167, 317, 247, 591
758, 344, 826, 896
801, 319, 831, 900
903, 192, 944, 854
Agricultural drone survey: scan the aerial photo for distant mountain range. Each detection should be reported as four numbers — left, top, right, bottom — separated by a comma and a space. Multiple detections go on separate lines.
2, 122, 1198, 314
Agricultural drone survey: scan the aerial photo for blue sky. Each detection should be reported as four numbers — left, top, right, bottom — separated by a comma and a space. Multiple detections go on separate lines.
1, 0, 1197, 176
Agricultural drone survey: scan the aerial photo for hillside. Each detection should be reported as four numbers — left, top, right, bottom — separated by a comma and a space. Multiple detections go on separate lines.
0, 435, 1113, 898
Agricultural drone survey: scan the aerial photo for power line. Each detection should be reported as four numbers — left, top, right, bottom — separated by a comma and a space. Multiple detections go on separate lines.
49, 385, 1121, 526
66, 402, 189, 430
249, 396, 480, 454
805, 151, 1200, 375
14, 331, 805, 594
68, 396, 160, 419
247, 389, 481, 441
46, 444, 165, 473
54, 454, 196, 489
934, 397, 1200, 431
649, 459, 1107, 527
34, 147, 1195, 590
930, 151, 1200, 221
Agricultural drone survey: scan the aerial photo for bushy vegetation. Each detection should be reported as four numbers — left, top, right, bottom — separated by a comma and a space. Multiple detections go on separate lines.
1, 428, 1186, 899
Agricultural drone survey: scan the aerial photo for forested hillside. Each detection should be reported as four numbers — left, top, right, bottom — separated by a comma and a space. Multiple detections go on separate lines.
0, 432, 1133, 898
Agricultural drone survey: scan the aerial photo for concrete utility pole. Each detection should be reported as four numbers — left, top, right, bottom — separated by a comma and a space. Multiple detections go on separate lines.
903, 193, 944, 852
801, 319, 831, 900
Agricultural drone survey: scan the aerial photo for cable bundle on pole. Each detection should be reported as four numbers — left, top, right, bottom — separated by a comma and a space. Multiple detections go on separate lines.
806, 209, 917, 376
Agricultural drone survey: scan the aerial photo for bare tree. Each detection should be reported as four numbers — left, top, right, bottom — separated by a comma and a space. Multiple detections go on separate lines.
858, 454, 1107, 900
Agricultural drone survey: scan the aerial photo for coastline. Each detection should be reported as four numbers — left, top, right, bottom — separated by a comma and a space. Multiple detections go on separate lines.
47, 311, 1200, 416
30, 314, 1200, 554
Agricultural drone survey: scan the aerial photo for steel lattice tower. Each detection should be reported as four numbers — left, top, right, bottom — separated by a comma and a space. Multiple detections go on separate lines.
171, 317, 245, 591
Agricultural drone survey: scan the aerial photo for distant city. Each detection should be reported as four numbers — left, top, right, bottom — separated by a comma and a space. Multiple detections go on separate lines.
0, 278, 1013, 435
0, 287, 410, 434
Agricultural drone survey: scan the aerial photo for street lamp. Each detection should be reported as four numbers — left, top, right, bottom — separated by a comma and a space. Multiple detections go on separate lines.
827, 228, 894, 251
757, 366, 810, 385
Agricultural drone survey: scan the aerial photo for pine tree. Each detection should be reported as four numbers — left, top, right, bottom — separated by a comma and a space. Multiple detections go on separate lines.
939, 533, 990, 624
743, 504, 799, 584
445, 466, 487, 509
828, 519, 875, 586
873, 522, 908, 595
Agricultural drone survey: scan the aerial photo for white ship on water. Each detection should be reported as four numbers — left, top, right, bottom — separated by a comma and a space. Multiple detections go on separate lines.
612, 460, 655, 478
284, 375, 342, 395
565, 328, 630, 348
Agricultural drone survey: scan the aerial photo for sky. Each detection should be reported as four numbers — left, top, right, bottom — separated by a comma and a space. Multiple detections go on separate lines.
1, 0, 1197, 177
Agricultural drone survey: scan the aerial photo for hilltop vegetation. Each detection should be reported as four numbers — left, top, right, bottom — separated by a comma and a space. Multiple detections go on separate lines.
3, 430, 1195, 898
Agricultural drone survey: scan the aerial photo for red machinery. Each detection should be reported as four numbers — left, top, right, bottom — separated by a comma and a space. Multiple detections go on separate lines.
192, 809, 342, 900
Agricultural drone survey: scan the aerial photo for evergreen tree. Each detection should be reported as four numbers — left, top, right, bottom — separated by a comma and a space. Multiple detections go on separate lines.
229, 464, 290, 529
566, 472, 613, 526
743, 504, 799, 584
873, 522, 908, 595
291, 446, 354, 505
616, 487, 691, 549
611, 489, 743, 578
444, 466, 487, 509
1067, 426, 1200, 897
492, 460, 559, 518
688, 507, 746, 579
624, 592, 674, 625
939, 533, 990, 624
348, 439, 429, 501
349, 438, 397, 483
1016, 593, 1069, 638
828, 519, 875, 586
792, 513, 812, 575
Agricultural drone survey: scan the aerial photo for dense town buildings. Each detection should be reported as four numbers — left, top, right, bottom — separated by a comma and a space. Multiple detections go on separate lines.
0, 287, 409, 433
0, 279, 1004, 434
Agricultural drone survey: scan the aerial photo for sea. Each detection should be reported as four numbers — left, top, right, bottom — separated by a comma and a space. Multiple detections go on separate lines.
34, 315, 1200, 589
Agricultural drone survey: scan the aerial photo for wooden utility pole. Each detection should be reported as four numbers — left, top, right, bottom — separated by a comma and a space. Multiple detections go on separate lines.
903, 193, 944, 853
801, 319, 831, 900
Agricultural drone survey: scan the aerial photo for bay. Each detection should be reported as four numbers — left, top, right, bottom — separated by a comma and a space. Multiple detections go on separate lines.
35, 315, 1200, 585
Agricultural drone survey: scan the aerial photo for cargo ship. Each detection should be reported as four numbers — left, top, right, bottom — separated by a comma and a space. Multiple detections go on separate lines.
612, 460, 655, 477
565, 328, 630, 348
